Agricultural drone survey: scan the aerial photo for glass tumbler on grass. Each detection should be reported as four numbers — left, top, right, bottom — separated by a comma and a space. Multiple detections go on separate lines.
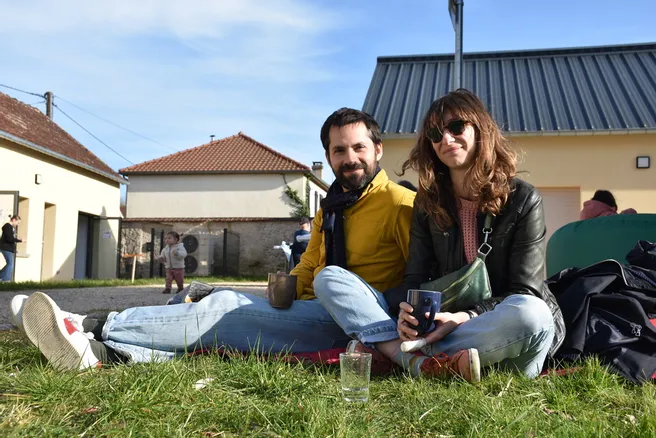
339, 352, 372, 403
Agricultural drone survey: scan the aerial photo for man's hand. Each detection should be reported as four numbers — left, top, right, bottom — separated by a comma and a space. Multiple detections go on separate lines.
422, 311, 470, 344
265, 270, 287, 302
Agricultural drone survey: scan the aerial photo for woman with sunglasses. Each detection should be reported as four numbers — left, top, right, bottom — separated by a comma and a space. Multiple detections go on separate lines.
314, 89, 562, 383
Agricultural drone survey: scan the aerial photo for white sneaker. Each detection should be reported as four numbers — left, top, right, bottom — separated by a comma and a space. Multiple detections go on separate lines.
10, 294, 88, 337
10, 294, 28, 333
22, 292, 100, 371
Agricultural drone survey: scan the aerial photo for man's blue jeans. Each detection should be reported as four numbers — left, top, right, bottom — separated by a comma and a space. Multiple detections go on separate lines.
313, 266, 555, 378
0, 249, 15, 282
101, 289, 351, 363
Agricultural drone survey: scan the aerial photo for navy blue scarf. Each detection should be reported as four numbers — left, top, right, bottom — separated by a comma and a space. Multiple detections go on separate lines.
320, 168, 380, 268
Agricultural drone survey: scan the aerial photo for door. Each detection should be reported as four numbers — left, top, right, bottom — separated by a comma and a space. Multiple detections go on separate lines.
89, 216, 122, 279
74, 213, 91, 279
538, 188, 581, 245
41, 203, 56, 280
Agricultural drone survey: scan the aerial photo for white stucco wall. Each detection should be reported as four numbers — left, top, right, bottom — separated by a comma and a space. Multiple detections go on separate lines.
125, 173, 312, 218
0, 139, 122, 281
307, 179, 326, 217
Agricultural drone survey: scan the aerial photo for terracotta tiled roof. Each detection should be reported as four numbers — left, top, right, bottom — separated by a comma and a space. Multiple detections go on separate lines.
119, 132, 311, 174
0, 92, 122, 181
122, 217, 301, 223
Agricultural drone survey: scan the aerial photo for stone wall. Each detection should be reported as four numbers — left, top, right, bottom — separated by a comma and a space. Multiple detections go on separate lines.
120, 219, 302, 277
119, 222, 173, 279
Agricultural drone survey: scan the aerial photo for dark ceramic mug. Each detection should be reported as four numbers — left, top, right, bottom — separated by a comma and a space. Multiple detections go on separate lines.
406, 289, 442, 335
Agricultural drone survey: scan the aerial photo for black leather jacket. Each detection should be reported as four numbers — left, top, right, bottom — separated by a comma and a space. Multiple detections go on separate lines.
384, 178, 565, 356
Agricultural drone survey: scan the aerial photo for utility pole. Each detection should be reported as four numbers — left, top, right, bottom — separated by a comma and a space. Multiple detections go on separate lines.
44, 91, 54, 119
448, 0, 464, 90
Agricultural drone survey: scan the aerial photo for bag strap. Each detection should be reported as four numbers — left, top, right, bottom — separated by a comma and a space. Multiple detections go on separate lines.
477, 214, 494, 260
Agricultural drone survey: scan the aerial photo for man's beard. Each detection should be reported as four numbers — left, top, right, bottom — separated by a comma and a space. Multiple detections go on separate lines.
334, 160, 378, 191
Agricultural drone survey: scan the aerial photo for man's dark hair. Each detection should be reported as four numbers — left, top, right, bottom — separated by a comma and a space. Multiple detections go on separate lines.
10, 215, 21, 221
320, 108, 383, 151
299, 217, 311, 225
592, 190, 617, 209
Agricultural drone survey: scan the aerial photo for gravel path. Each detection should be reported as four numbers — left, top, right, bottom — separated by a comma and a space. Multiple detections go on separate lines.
0, 283, 266, 331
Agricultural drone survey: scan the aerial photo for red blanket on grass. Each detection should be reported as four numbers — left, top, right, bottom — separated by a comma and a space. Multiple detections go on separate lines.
192, 319, 656, 379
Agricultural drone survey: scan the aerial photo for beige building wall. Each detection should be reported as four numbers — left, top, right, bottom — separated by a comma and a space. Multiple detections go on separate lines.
0, 139, 122, 281
381, 133, 656, 213
307, 179, 326, 217
125, 173, 309, 218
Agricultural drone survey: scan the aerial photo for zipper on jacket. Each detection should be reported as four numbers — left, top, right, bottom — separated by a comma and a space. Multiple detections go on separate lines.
442, 231, 450, 276
630, 323, 642, 337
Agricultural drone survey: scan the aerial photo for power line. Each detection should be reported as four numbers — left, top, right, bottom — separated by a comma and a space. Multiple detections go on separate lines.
54, 95, 179, 152
27, 99, 46, 107
0, 83, 43, 98
53, 103, 134, 165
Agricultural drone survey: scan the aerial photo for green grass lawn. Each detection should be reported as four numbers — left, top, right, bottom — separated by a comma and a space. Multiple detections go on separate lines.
0, 276, 267, 292
1, 331, 654, 437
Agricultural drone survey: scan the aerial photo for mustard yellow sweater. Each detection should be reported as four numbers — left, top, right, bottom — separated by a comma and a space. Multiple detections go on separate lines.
291, 170, 415, 300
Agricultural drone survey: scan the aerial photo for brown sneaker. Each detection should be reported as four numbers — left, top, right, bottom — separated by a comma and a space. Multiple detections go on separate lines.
346, 340, 396, 375
420, 348, 481, 383
161, 288, 171, 294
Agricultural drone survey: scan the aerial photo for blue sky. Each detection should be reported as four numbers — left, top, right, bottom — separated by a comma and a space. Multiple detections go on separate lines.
1, 0, 655, 187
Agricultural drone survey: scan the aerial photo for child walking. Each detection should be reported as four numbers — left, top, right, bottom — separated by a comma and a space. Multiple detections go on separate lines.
158, 231, 187, 294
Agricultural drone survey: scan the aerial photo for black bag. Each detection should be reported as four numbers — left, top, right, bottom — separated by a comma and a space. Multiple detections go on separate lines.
626, 240, 656, 271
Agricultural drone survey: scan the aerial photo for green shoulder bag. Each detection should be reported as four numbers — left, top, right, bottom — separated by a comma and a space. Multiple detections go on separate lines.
419, 215, 493, 312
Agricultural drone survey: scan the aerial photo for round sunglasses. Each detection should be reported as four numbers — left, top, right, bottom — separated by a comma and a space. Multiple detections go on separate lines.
426, 119, 469, 143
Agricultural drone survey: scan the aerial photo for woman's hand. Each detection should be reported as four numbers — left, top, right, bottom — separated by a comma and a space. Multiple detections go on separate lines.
422, 311, 470, 344
397, 302, 420, 341
398, 303, 471, 344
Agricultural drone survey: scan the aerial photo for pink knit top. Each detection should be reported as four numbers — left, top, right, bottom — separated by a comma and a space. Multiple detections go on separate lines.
458, 198, 479, 263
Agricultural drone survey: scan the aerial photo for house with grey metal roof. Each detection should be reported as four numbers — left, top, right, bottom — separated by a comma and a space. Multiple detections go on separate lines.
363, 42, 656, 241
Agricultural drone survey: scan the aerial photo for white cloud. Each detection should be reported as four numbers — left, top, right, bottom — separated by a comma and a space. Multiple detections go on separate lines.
0, 0, 355, 184
0, 0, 335, 36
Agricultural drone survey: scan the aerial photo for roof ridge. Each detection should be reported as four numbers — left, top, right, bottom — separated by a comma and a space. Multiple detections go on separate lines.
377, 41, 656, 63
119, 132, 311, 174
119, 132, 245, 172
0, 91, 121, 179
237, 132, 310, 171
1, 91, 45, 115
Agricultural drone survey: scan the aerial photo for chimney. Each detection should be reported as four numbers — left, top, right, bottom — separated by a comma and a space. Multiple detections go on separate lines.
311, 161, 323, 180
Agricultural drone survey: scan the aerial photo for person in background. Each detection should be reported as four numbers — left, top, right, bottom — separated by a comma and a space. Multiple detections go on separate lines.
0, 215, 23, 282
291, 217, 311, 267
580, 190, 637, 220
158, 231, 187, 294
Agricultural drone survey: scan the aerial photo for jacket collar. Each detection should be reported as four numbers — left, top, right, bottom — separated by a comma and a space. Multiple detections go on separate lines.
359, 169, 388, 199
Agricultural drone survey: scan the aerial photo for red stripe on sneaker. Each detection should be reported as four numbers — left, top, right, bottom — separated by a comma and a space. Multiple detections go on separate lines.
64, 318, 78, 335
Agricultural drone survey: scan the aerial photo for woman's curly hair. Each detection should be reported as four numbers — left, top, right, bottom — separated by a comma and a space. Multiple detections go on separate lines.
401, 89, 517, 229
